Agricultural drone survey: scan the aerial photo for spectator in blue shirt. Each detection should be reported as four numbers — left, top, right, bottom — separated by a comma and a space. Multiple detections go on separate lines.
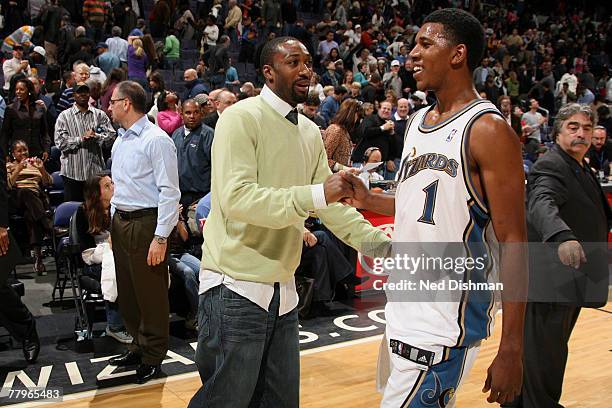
95, 43, 120, 76
319, 86, 346, 127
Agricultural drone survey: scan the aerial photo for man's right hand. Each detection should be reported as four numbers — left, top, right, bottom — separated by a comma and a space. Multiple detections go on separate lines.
558, 240, 587, 269
82, 129, 96, 140
382, 121, 395, 132
0, 227, 9, 256
323, 172, 354, 204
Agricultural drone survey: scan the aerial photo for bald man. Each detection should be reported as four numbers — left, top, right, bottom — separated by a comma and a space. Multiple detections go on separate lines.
386, 98, 411, 180
183, 68, 210, 101
203, 90, 237, 129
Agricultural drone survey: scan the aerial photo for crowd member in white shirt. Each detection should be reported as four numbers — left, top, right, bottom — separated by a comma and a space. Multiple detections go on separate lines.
2, 44, 31, 93
105, 26, 129, 64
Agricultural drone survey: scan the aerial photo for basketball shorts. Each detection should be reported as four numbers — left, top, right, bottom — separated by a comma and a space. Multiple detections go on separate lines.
377, 335, 480, 408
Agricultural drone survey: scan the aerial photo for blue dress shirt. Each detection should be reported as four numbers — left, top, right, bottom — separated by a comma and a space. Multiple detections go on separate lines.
110, 115, 181, 237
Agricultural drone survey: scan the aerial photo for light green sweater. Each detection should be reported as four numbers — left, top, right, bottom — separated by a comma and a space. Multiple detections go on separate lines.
202, 96, 391, 283
163, 35, 180, 59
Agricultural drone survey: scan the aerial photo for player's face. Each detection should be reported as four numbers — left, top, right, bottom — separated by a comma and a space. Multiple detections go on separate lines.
556, 113, 593, 158
409, 23, 454, 92
264, 40, 313, 106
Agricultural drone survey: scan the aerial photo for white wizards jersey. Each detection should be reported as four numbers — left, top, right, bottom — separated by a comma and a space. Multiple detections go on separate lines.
387, 99, 502, 356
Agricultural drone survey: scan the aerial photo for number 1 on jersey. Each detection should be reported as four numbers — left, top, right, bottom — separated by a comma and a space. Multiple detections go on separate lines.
418, 180, 439, 225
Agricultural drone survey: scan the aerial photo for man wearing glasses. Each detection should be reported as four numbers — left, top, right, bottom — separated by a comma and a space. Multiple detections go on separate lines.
107, 81, 181, 384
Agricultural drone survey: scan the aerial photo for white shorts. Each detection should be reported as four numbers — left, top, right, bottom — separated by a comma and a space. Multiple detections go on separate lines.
377, 335, 480, 408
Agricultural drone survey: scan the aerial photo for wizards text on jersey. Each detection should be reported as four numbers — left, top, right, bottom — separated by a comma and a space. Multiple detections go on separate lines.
397, 152, 459, 183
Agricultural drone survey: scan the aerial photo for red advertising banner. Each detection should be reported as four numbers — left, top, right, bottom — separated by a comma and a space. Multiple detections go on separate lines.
355, 210, 394, 292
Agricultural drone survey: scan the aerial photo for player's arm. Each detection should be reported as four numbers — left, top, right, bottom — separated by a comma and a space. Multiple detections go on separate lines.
470, 114, 528, 405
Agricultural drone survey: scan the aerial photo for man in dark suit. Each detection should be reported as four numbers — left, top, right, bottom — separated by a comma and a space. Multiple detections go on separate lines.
202, 90, 236, 129
516, 103, 612, 407
351, 100, 395, 167
0, 153, 41, 363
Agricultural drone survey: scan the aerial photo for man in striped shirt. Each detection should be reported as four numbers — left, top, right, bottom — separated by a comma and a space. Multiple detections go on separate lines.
55, 82, 116, 201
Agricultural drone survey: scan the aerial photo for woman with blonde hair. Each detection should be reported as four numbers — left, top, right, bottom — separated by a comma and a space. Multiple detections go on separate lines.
323, 99, 363, 172
127, 36, 149, 87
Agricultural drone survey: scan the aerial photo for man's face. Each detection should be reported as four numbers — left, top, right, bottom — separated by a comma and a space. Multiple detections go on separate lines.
500, 98, 511, 113
591, 129, 606, 150
74, 68, 90, 83
396, 101, 409, 118
108, 88, 127, 125
182, 101, 204, 130
216, 93, 237, 114
557, 113, 593, 159
302, 104, 317, 117
409, 23, 454, 92
264, 40, 313, 106
184, 71, 196, 81
13, 48, 23, 59
74, 90, 90, 108
378, 102, 392, 119
326, 32, 334, 42
529, 99, 539, 110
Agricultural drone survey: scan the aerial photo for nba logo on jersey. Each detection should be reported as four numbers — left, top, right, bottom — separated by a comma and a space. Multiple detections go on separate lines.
445, 128, 458, 142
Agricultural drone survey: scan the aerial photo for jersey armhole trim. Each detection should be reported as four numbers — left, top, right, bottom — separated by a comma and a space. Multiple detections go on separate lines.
460, 109, 504, 215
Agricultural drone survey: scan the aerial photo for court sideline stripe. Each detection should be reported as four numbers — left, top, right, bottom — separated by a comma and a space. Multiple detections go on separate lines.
9, 335, 384, 407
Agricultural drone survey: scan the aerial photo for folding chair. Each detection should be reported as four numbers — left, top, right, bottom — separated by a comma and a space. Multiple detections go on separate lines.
51, 201, 81, 303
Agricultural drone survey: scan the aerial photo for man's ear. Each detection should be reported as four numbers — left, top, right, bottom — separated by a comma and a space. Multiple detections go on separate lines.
262, 64, 274, 83
451, 44, 468, 68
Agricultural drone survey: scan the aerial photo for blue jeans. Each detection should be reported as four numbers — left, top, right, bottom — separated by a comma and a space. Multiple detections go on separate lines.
188, 284, 299, 408
106, 301, 124, 332
83, 264, 126, 332
169, 253, 200, 317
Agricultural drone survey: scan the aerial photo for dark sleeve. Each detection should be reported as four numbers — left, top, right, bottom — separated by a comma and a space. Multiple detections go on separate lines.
361, 116, 387, 141
1, 108, 13, 157
40, 107, 51, 153
74, 206, 97, 252
202, 125, 214, 164
527, 158, 577, 242
0, 154, 8, 227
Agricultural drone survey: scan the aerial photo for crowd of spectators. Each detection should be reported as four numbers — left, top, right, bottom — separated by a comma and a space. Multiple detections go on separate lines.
0, 0, 611, 336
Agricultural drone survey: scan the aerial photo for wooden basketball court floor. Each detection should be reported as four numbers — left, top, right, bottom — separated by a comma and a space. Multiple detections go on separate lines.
16, 303, 612, 408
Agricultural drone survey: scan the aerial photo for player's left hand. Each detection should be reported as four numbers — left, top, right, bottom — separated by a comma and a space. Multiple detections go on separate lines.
482, 350, 522, 404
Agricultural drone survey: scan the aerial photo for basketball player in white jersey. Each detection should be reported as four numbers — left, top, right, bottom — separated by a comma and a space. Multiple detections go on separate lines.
342, 8, 527, 407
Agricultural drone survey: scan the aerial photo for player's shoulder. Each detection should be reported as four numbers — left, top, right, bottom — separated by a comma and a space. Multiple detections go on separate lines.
470, 109, 516, 141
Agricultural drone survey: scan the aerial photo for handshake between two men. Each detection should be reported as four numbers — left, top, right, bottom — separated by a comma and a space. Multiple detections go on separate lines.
323, 170, 370, 209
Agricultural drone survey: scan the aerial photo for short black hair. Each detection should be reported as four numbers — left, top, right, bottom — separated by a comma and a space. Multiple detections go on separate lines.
116, 80, 147, 113
259, 36, 300, 72
423, 8, 485, 72
334, 86, 347, 95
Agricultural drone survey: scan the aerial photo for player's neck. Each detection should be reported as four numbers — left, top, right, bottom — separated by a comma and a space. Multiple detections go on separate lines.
434, 81, 479, 116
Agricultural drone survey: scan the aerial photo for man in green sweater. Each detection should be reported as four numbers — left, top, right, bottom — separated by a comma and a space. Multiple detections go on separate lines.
188, 37, 391, 408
